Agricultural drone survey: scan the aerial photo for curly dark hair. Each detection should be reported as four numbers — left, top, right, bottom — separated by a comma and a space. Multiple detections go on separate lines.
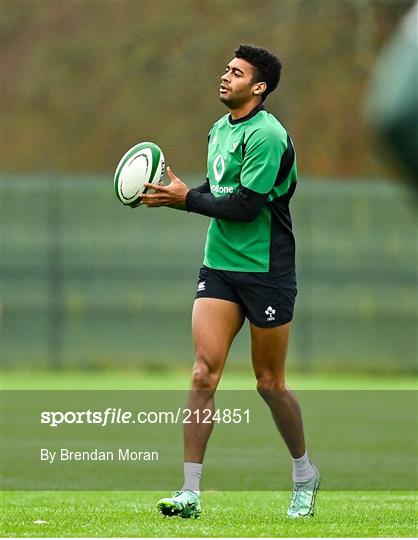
234, 44, 281, 101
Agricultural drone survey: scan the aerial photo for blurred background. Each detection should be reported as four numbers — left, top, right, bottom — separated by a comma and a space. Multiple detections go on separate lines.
2, 0, 417, 377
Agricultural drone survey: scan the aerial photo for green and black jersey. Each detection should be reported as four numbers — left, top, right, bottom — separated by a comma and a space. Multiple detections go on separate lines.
186, 103, 297, 275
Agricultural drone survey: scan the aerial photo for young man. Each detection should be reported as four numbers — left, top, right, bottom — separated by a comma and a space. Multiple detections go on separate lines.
141, 44, 320, 519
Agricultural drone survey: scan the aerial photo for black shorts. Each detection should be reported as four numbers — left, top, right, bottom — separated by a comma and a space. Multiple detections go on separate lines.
194, 266, 297, 328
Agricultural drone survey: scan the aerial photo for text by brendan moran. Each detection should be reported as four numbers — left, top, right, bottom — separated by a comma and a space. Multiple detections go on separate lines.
40, 448, 159, 464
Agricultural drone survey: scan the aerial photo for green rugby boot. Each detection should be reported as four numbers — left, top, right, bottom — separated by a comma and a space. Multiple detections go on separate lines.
287, 466, 321, 518
157, 490, 201, 519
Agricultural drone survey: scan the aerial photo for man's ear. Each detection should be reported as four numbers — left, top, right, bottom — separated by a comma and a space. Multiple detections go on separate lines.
253, 82, 267, 95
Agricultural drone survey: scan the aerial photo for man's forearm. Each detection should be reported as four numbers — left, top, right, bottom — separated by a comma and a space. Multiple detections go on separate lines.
186, 186, 267, 222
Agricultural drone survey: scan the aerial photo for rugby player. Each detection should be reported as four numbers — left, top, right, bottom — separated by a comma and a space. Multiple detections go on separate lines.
142, 44, 320, 519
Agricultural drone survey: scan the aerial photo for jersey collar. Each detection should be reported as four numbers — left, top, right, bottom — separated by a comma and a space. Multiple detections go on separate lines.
228, 103, 265, 125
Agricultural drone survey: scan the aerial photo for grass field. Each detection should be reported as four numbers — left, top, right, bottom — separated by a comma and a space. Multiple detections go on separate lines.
2, 369, 417, 537
2, 368, 417, 390
2, 490, 417, 538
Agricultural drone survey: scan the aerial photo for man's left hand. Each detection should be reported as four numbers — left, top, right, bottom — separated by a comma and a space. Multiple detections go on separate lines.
142, 167, 189, 208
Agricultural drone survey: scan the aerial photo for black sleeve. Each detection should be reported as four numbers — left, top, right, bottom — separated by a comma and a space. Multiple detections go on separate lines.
190, 178, 210, 194
186, 185, 268, 222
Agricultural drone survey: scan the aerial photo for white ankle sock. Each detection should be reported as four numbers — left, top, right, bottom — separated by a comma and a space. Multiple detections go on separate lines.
291, 450, 316, 482
182, 462, 202, 494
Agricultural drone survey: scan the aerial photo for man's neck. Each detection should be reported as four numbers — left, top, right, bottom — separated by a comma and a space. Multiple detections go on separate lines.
229, 99, 263, 120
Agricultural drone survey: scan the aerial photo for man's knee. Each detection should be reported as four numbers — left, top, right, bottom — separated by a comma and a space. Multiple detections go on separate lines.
191, 353, 221, 391
256, 372, 286, 396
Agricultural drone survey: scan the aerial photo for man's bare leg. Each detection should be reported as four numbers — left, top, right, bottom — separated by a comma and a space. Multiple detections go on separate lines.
184, 298, 244, 462
250, 321, 320, 517
157, 298, 243, 517
157, 298, 244, 517
250, 322, 305, 458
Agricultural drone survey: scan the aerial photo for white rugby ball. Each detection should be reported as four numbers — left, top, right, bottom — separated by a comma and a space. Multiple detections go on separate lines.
114, 142, 165, 207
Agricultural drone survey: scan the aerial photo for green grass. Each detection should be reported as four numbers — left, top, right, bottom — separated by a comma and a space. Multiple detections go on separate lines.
2, 490, 416, 537
2, 370, 416, 537
2, 368, 417, 390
